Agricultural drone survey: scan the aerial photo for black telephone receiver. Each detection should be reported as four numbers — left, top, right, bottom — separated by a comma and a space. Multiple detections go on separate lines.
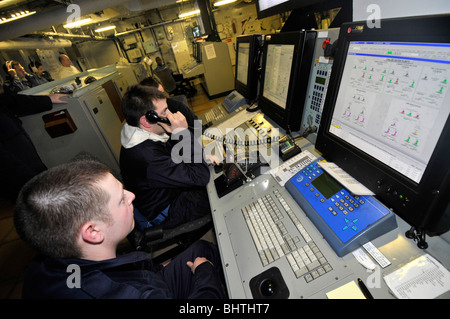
145, 110, 171, 125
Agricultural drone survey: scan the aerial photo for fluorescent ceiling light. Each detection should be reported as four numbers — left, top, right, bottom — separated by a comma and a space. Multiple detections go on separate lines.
178, 9, 200, 18
214, 0, 237, 6
0, 10, 36, 25
95, 25, 116, 32
64, 18, 92, 28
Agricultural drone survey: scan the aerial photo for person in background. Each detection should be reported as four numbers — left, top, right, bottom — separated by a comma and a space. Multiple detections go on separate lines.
57, 53, 80, 79
155, 56, 174, 75
3, 60, 46, 95
0, 92, 68, 202
14, 159, 226, 299
29, 61, 54, 83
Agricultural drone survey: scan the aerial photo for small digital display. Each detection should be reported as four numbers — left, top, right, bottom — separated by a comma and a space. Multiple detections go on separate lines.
315, 76, 326, 85
311, 172, 342, 199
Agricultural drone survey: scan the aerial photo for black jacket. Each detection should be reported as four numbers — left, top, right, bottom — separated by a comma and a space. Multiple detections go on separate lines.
22, 241, 225, 299
120, 127, 211, 227
0, 94, 52, 200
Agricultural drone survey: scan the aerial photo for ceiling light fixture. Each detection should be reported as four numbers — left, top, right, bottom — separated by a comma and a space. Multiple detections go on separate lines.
63, 18, 92, 28
178, 9, 200, 19
214, 0, 237, 6
0, 10, 36, 25
95, 25, 116, 32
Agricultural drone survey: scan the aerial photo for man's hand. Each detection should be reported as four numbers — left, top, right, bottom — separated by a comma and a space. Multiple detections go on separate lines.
186, 257, 212, 274
49, 94, 69, 104
205, 154, 221, 166
7, 65, 16, 77
160, 111, 188, 133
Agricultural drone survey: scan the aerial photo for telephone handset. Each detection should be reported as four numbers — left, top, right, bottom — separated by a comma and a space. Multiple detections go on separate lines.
145, 111, 171, 126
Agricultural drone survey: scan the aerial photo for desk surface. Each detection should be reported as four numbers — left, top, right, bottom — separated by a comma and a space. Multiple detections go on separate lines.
206, 113, 450, 299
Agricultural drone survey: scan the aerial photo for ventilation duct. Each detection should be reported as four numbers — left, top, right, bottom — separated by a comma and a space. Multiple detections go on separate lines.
0, 37, 72, 50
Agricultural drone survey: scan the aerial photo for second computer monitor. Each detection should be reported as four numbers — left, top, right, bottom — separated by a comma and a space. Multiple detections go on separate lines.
259, 31, 317, 131
235, 34, 262, 103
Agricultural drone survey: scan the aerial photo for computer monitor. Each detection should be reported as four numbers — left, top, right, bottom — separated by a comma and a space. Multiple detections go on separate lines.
316, 14, 450, 234
235, 34, 262, 103
192, 26, 200, 38
259, 31, 317, 131
256, 0, 323, 19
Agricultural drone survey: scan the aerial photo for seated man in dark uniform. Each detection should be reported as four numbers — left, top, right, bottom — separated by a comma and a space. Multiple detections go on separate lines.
14, 160, 225, 299
120, 85, 214, 229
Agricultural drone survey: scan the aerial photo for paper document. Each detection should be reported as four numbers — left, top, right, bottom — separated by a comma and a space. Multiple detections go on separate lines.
352, 248, 377, 270
383, 254, 450, 299
204, 44, 216, 60
326, 281, 366, 299
317, 162, 374, 195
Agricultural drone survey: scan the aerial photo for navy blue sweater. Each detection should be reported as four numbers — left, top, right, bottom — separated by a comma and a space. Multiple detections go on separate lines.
22, 241, 225, 299
120, 128, 211, 226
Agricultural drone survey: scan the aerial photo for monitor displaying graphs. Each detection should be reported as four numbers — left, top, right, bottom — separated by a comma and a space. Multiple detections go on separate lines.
329, 41, 450, 183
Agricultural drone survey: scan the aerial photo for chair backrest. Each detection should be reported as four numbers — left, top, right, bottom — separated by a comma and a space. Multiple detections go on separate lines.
154, 68, 176, 93
170, 94, 188, 106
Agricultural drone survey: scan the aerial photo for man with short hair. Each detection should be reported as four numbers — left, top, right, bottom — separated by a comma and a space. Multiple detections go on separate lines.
140, 76, 197, 127
120, 85, 214, 230
14, 159, 225, 299
57, 53, 80, 79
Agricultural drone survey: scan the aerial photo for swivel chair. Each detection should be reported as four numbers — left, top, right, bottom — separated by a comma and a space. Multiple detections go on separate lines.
127, 208, 213, 264
154, 68, 197, 98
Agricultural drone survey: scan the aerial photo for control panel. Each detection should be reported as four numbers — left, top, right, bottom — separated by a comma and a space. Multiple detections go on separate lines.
300, 61, 333, 143
285, 160, 398, 257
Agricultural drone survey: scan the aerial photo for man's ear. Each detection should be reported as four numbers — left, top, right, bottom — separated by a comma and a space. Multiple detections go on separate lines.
139, 114, 152, 129
80, 222, 104, 244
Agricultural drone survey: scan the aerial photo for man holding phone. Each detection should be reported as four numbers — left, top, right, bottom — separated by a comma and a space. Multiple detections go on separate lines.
120, 85, 212, 230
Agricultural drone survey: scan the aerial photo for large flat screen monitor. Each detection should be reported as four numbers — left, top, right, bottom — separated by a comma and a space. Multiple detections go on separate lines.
316, 14, 450, 234
259, 31, 317, 131
235, 34, 262, 103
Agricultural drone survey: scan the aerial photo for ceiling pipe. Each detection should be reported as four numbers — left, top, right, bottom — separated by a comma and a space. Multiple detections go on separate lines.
41, 32, 109, 40
0, 0, 135, 42
0, 37, 73, 50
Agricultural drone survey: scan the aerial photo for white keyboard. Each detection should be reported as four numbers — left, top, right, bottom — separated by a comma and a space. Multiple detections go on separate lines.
241, 189, 333, 282
203, 104, 226, 123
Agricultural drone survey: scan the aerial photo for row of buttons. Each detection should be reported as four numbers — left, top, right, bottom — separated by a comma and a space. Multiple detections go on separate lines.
299, 163, 366, 232
286, 241, 333, 283
313, 84, 325, 91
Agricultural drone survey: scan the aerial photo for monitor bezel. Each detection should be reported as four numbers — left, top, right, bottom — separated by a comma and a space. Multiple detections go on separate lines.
258, 31, 316, 131
256, 0, 323, 19
315, 14, 450, 232
235, 34, 262, 103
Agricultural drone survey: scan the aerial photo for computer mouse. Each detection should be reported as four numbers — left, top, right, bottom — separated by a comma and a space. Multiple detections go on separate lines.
260, 279, 276, 297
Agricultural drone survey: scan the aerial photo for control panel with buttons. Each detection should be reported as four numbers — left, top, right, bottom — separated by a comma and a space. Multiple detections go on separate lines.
285, 160, 398, 257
